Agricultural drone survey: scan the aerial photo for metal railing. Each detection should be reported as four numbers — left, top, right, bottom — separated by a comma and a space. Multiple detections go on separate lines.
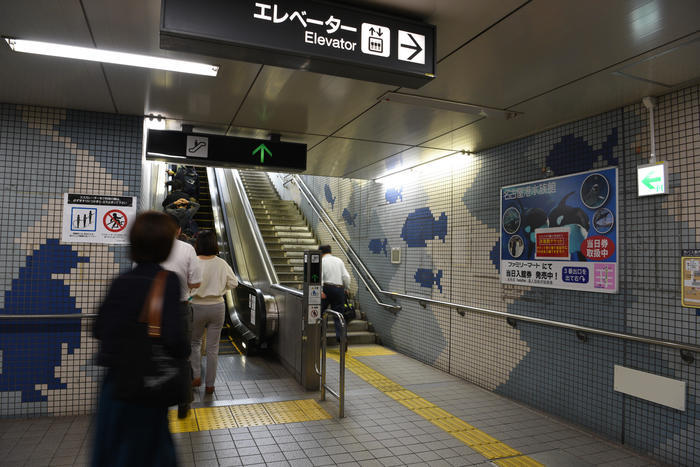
315, 309, 346, 418
293, 176, 400, 313
292, 175, 700, 357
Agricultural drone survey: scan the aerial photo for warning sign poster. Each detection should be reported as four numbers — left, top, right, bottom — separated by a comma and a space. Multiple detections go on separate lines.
61, 193, 136, 244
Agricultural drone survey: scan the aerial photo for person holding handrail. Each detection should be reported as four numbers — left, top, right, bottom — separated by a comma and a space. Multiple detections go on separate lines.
319, 245, 350, 351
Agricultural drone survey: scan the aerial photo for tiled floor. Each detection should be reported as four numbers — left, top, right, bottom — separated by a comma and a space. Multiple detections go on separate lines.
0, 346, 660, 466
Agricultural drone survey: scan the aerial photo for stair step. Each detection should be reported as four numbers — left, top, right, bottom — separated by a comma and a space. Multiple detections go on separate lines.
250, 200, 296, 207
325, 319, 369, 332
257, 220, 307, 227
254, 213, 302, 220
260, 229, 313, 236
264, 238, 317, 245
326, 331, 377, 346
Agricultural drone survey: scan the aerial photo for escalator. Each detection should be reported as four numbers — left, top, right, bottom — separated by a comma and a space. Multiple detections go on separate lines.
154, 162, 314, 388
193, 166, 214, 231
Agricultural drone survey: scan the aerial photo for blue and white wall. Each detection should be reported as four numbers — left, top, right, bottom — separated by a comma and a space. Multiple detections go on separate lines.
275, 85, 699, 465
0, 104, 142, 417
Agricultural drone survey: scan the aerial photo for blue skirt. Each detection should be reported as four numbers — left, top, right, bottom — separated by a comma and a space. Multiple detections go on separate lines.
92, 372, 177, 467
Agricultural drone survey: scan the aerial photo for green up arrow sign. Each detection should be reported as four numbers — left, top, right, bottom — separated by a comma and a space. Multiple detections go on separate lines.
252, 143, 272, 164
637, 162, 668, 197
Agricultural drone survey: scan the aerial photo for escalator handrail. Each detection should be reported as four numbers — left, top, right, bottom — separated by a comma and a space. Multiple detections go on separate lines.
208, 167, 249, 287
231, 170, 280, 285
271, 283, 304, 297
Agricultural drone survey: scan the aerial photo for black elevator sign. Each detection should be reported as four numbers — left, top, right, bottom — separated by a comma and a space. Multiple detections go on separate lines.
160, 0, 436, 89
146, 129, 307, 172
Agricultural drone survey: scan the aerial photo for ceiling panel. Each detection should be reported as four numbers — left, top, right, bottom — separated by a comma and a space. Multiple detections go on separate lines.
423, 67, 669, 155
334, 97, 481, 146
0, 0, 91, 43
83, 0, 262, 121
0, 0, 115, 112
414, 0, 700, 109
103, 62, 262, 121
306, 137, 409, 176
83, 0, 160, 50
233, 66, 396, 136
615, 37, 700, 87
0, 47, 115, 113
345, 146, 454, 179
423, 0, 528, 61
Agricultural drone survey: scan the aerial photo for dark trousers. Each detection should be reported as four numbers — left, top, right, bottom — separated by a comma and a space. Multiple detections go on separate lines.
322, 284, 345, 343
92, 372, 177, 467
180, 301, 193, 405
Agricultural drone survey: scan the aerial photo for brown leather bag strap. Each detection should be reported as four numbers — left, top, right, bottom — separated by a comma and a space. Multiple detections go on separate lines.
139, 270, 168, 338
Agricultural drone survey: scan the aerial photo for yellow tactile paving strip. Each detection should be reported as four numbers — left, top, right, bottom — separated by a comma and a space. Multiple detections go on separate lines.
196, 406, 238, 431
494, 456, 546, 466
328, 348, 543, 465
230, 402, 274, 427
168, 399, 331, 433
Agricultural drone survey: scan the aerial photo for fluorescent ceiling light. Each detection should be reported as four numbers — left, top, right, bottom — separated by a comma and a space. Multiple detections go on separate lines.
4, 38, 219, 77
380, 92, 520, 120
147, 152, 186, 159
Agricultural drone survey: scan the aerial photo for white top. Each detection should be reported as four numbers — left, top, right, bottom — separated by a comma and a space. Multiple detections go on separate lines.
160, 239, 203, 301
192, 256, 238, 305
321, 254, 350, 289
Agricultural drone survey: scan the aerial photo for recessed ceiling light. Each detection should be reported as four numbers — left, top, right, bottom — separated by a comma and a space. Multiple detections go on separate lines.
4, 38, 219, 77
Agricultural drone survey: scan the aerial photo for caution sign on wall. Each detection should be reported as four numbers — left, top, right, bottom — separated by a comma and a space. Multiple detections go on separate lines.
61, 193, 136, 244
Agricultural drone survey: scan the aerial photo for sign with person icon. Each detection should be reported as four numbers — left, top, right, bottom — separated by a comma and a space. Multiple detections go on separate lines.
61, 193, 136, 244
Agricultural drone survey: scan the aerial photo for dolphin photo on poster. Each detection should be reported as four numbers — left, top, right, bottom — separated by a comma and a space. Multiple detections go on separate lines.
500, 167, 619, 293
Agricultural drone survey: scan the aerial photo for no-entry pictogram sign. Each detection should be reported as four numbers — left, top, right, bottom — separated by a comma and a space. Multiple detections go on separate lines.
62, 194, 136, 244
103, 209, 128, 232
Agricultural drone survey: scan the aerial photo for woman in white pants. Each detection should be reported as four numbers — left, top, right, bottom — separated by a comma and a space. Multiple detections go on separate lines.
190, 230, 238, 394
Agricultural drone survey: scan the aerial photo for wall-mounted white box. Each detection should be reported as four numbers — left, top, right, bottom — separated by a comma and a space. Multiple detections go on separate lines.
614, 365, 686, 411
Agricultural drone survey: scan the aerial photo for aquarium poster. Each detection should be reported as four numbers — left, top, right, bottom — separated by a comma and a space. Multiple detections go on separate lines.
681, 251, 700, 309
500, 167, 618, 293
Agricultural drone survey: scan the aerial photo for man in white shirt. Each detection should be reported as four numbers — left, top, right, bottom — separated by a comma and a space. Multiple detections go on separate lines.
161, 234, 203, 302
160, 215, 202, 416
320, 245, 350, 349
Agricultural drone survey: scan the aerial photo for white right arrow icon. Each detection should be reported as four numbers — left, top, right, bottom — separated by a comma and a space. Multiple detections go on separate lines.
398, 31, 425, 64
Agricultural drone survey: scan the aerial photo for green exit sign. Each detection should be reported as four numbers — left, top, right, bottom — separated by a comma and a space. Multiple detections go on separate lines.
637, 161, 669, 197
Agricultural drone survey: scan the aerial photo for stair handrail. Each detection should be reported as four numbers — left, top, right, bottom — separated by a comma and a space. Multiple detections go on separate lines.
292, 176, 400, 313
294, 175, 388, 296
291, 176, 700, 357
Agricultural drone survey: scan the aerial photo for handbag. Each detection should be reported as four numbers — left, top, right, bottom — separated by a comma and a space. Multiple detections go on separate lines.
113, 270, 190, 407
342, 294, 355, 323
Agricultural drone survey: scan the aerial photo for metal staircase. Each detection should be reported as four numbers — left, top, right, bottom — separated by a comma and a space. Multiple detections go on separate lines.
239, 170, 318, 290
